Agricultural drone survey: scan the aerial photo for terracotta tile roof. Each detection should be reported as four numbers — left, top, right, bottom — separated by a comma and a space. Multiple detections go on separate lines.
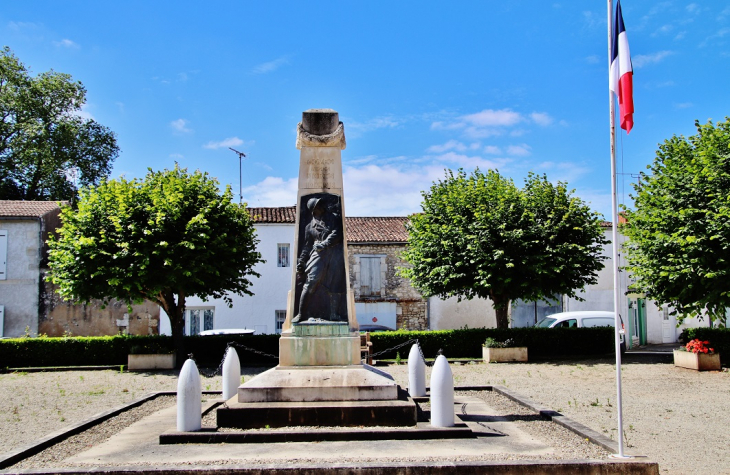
0, 200, 66, 218
346, 216, 409, 243
247, 206, 410, 243
247, 206, 297, 223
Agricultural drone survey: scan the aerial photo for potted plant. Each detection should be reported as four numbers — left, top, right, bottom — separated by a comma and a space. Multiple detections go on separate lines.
673, 339, 720, 371
482, 337, 528, 363
127, 343, 176, 371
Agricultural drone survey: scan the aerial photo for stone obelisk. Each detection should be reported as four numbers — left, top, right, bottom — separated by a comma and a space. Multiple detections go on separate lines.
218, 110, 415, 428
279, 108, 360, 366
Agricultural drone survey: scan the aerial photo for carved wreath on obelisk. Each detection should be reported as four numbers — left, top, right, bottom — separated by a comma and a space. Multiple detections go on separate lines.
292, 192, 348, 323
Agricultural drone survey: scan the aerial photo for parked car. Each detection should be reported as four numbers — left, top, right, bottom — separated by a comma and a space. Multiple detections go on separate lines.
198, 328, 255, 336
535, 310, 626, 352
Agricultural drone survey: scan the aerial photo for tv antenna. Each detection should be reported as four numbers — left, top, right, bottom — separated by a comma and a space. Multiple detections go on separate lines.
229, 148, 247, 203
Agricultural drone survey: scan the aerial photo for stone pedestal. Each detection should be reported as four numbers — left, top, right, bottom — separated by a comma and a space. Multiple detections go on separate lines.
279, 323, 360, 366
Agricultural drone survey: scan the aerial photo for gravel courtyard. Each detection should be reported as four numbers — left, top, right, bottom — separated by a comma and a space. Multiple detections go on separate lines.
1, 358, 727, 474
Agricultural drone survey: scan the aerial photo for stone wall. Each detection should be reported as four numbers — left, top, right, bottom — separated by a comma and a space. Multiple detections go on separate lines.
39, 278, 160, 337
347, 243, 427, 330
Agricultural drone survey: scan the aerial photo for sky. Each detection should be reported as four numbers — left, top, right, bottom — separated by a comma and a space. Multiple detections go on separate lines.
3, 1, 729, 218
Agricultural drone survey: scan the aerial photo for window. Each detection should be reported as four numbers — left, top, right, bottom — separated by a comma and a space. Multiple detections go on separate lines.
277, 243, 290, 267
359, 256, 382, 297
556, 319, 577, 328
275, 310, 286, 334
185, 308, 214, 336
582, 317, 614, 328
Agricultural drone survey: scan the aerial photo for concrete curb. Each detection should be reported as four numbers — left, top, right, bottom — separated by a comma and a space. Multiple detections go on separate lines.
0, 391, 222, 470
484, 385, 642, 456
0, 387, 656, 474
0, 459, 659, 474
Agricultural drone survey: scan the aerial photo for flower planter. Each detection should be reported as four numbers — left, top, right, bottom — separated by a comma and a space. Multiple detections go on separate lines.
127, 353, 176, 371
673, 350, 720, 371
483, 347, 528, 363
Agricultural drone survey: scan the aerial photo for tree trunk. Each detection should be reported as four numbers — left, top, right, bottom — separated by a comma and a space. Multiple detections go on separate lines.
158, 290, 187, 369
491, 294, 511, 329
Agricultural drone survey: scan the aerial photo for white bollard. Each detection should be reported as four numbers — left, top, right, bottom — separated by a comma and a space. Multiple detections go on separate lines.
408, 343, 426, 397
429, 354, 455, 427
222, 347, 241, 401
177, 357, 202, 432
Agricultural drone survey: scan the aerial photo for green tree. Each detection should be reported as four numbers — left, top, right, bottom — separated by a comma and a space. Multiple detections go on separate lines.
47, 166, 263, 363
0, 46, 119, 201
622, 118, 730, 325
400, 169, 607, 328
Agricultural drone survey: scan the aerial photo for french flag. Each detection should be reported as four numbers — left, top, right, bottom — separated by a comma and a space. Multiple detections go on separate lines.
610, 0, 634, 134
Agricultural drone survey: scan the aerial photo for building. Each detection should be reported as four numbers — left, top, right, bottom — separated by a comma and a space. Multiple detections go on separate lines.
161, 206, 712, 344
0, 201, 159, 337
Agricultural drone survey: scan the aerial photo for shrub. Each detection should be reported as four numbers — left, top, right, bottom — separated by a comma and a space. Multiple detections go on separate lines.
678, 328, 730, 364
369, 327, 615, 360
0, 334, 280, 369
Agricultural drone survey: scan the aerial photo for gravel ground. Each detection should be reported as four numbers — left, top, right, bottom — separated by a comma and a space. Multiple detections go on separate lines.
1, 359, 728, 474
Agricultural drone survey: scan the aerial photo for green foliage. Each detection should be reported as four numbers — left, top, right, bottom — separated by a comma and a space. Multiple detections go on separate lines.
0, 47, 119, 201
0, 334, 280, 368
46, 165, 263, 362
370, 327, 615, 359
400, 169, 607, 328
483, 337, 515, 348
679, 328, 730, 365
622, 118, 730, 324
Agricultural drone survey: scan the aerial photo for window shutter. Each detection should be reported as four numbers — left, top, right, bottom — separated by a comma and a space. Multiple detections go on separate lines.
0, 230, 7, 280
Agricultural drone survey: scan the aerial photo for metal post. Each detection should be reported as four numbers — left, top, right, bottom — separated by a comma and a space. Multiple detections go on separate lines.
607, 0, 627, 458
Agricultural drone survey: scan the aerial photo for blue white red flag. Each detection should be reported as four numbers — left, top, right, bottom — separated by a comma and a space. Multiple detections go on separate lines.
610, 0, 634, 133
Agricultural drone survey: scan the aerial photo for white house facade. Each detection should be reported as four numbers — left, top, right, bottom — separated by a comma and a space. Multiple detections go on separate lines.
160, 207, 712, 345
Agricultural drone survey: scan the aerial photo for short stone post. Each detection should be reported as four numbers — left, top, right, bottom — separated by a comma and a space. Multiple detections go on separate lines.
222, 346, 241, 401
177, 357, 202, 432
408, 343, 426, 397
429, 354, 454, 427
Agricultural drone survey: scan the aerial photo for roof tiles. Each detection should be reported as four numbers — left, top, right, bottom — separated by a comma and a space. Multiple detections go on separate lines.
0, 200, 65, 218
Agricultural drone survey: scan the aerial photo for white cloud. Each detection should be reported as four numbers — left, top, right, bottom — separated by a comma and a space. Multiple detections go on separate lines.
426, 140, 468, 153
346, 116, 400, 137
507, 144, 532, 157
74, 104, 94, 120
530, 112, 554, 126
169, 153, 184, 159
674, 102, 693, 109
54, 39, 79, 48
632, 51, 673, 68
585, 55, 600, 64
115, 102, 125, 113
484, 145, 502, 155
461, 109, 522, 127
686, 3, 700, 14
177, 72, 188, 82
252, 56, 289, 74
203, 137, 245, 150
170, 118, 192, 134
241, 176, 298, 207
7, 21, 39, 31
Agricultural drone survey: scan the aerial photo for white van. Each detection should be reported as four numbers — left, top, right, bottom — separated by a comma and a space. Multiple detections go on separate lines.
535, 310, 625, 351
535, 310, 617, 329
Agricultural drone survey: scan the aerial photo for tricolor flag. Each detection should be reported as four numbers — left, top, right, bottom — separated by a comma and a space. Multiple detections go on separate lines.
610, 0, 634, 133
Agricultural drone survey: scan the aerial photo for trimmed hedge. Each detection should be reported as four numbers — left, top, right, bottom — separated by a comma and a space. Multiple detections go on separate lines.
0, 327, 616, 369
371, 327, 615, 360
678, 327, 730, 362
0, 334, 280, 369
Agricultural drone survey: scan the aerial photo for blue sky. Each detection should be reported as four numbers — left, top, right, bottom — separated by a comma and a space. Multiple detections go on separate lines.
3, 1, 729, 218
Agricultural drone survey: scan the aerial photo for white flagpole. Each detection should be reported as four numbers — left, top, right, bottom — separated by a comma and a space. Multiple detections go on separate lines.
607, 0, 627, 458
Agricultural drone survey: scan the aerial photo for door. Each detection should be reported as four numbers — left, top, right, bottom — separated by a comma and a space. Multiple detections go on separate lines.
661, 306, 676, 343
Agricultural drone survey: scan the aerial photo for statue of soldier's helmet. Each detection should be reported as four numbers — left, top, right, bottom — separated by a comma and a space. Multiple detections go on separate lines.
307, 197, 323, 211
